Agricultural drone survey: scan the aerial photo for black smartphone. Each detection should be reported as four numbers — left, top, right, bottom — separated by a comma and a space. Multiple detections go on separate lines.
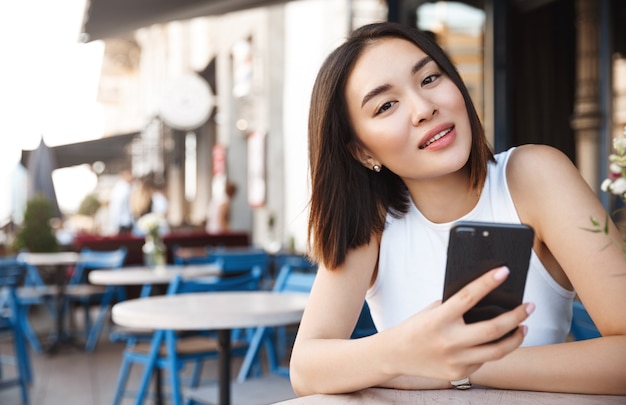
442, 221, 534, 339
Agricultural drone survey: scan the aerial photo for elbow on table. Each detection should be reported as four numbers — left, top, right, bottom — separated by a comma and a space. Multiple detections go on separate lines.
289, 356, 311, 397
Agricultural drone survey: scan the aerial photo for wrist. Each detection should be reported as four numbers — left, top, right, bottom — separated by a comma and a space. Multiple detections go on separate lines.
450, 376, 472, 390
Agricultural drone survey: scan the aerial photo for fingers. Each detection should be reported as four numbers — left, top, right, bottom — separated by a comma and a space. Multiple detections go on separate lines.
463, 302, 534, 347
458, 322, 529, 367
443, 265, 535, 346
443, 266, 511, 320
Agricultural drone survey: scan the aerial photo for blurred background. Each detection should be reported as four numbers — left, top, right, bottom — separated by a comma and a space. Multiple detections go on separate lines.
1, 0, 625, 253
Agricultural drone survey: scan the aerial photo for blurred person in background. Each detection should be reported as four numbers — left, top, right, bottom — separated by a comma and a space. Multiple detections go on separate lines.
205, 181, 237, 234
108, 169, 133, 234
131, 174, 169, 235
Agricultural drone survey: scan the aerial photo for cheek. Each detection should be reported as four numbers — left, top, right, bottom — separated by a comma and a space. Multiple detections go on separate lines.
437, 84, 466, 112
361, 120, 411, 157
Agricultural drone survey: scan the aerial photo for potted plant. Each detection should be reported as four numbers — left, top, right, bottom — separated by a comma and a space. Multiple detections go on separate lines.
14, 194, 60, 253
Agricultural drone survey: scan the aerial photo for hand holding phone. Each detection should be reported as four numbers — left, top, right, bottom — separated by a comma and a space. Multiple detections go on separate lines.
442, 221, 534, 338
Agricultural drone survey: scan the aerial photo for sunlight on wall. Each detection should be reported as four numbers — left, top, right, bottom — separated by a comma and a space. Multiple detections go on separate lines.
0, 0, 105, 220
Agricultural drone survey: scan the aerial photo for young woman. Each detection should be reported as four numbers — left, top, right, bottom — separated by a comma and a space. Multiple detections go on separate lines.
290, 22, 626, 396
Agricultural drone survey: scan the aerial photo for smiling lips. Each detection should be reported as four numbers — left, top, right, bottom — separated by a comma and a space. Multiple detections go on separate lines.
419, 127, 453, 149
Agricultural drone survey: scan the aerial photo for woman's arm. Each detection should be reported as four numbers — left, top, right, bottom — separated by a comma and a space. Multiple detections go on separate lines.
481, 144, 626, 394
290, 236, 533, 396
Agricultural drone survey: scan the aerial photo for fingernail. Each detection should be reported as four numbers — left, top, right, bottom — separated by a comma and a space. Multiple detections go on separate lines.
525, 302, 536, 315
521, 325, 528, 336
493, 266, 509, 281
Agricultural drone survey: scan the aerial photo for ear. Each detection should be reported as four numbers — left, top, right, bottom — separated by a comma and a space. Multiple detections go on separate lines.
348, 141, 379, 170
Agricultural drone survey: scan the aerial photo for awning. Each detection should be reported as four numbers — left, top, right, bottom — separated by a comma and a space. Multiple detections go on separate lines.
81, 0, 294, 41
20, 133, 138, 170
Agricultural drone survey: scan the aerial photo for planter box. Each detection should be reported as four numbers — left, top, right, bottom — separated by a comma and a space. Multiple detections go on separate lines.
72, 231, 250, 265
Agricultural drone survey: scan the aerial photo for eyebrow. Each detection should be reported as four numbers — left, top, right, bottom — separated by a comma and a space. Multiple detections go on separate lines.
360, 55, 434, 108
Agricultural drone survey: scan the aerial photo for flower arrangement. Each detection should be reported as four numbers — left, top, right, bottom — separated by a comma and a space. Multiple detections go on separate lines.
589, 129, 626, 259
137, 212, 167, 239
137, 213, 168, 269
600, 137, 626, 202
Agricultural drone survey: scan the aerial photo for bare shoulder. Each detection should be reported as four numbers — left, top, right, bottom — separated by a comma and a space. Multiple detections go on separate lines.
507, 144, 574, 180
506, 144, 581, 197
505, 144, 594, 232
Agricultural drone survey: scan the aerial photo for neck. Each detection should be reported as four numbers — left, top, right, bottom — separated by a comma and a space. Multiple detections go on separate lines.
405, 168, 480, 224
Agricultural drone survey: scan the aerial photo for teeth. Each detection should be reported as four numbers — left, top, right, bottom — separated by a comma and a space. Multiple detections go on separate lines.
419, 128, 452, 149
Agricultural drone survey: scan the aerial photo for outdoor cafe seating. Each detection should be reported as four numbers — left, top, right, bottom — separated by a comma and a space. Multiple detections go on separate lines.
112, 261, 265, 404
0, 258, 31, 404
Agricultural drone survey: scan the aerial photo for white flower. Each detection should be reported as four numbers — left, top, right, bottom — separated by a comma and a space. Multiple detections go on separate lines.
610, 177, 626, 196
137, 213, 167, 234
601, 178, 613, 192
609, 163, 623, 175
613, 137, 626, 152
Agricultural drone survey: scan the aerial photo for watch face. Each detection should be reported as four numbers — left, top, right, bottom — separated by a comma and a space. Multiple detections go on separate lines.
160, 73, 214, 130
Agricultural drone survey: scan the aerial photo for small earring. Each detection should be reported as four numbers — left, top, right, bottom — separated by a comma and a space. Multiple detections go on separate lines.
373, 164, 381, 173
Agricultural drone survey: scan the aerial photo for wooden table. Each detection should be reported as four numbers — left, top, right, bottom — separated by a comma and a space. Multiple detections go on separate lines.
112, 291, 309, 405
18, 252, 80, 354
275, 386, 626, 404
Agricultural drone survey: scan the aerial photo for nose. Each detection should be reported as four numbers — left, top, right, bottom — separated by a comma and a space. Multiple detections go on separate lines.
409, 93, 437, 126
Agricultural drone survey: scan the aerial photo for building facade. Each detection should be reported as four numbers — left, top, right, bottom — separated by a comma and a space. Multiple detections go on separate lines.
81, 0, 625, 250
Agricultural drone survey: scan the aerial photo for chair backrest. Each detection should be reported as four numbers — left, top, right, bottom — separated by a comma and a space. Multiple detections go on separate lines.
0, 257, 25, 289
14, 252, 47, 287
272, 254, 377, 338
570, 300, 601, 340
211, 248, 270, 277
166, 266, 263, 295
272, 255, 317, 293
171, 245, 214, 265
0, 258, 26, 313
69, 247, 128, 285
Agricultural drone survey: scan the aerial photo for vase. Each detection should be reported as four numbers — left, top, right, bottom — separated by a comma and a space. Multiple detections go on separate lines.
143, 234, 166, 271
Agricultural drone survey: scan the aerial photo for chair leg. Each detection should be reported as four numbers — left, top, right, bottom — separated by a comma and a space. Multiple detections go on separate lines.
189, 359, 204, 387
263, 328, 280, 374
135, 330, 164, 405
83, 301, 92, 339
19, 308, 43, 354
112, 349, 133, 405
236, 326, 268, 382
10, 308, 31, 404
165, 330, 182, 405
14, 330, 31, 403
86, 288, 115, 352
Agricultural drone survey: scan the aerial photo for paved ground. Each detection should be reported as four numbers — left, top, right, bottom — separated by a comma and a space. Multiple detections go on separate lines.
0, 306, 298, 405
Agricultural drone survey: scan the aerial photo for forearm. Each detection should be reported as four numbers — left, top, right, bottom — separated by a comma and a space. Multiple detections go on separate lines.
290, 330, 402, 396
472, 336, 626, 395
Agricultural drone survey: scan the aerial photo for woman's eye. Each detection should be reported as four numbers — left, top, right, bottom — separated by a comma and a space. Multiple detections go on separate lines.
422, 73, 441, 86
376, 101, 395, 115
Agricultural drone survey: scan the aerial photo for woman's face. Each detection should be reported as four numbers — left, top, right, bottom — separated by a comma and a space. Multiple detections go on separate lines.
345, 37, 472, 183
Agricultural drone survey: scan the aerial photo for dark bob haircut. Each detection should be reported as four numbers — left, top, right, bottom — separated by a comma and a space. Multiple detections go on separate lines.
307, 22, 494, 269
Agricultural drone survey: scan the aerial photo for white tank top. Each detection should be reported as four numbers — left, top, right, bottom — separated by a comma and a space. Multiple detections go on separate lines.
366, 148, 576, 346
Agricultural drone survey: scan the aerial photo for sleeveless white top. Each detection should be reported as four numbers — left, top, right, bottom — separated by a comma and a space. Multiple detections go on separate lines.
366, 148, 576, 346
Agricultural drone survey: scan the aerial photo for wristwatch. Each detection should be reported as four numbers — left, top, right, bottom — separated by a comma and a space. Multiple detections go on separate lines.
450, 376, 472, 390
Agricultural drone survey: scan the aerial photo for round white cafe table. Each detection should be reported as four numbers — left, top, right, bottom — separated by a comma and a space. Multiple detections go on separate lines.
18, 251, 80, 266
275, 387, 626, 404
18, 251, 80, 353
88, 264, 222, 287
86, 264, 223, 352
112, 291, 309, 405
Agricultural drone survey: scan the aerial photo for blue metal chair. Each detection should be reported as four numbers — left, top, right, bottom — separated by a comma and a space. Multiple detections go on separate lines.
172, 245, 214, 265
14, 259, 57, 354
210, 248, 270, 287
236, 254, 317, 382
0, 257, 31, 404
113, 266, 263, 405
236, 253, 378, 383
570, 300, 601, 341
65, 247, 128, 351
